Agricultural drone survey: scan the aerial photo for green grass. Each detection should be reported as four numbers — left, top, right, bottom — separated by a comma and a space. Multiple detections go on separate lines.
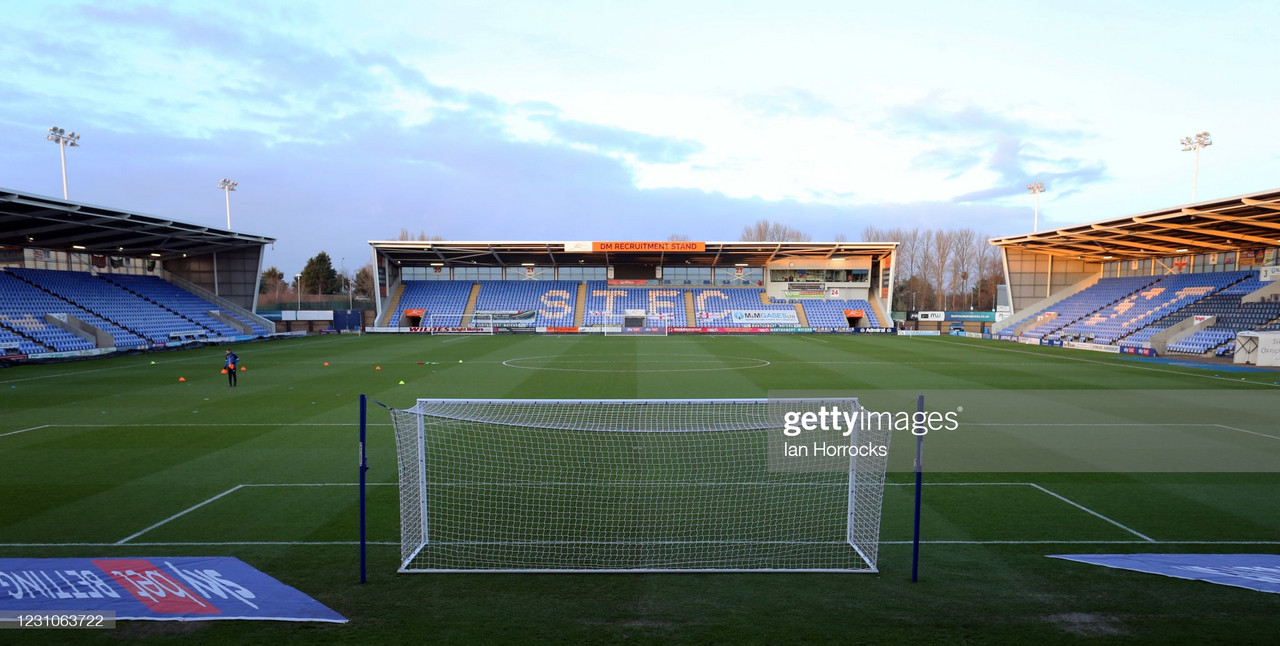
2, 333, 1279, 644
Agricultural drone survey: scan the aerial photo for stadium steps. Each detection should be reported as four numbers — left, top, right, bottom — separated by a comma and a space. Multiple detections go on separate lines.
684, 290, 696, 326
380, 283, 405, 326
867, 296, 888, 328
574, 283, 587, 327
759, 290, 770, 306
459, 283, 482, 327
793, 303, 809, 327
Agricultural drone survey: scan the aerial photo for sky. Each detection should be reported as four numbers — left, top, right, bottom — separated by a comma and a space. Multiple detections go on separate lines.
1, 0, 1277, 276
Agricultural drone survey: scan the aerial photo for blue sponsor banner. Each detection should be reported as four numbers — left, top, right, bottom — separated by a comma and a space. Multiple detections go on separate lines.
852, 327, 896, 334
945, 312, 997, 322
1121, 346, 1157, 357
1050, 554, 1280, 595
0, 557, 345, 623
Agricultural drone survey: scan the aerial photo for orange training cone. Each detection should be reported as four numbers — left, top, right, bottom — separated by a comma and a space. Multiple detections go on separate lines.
221, 368, 228, 374
179, 377, 186, 382
240, 366, 246, 371
376, 366, 382, 370
324, 362, 329, 366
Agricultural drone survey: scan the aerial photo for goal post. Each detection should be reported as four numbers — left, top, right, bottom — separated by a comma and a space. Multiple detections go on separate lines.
387, 397, 892, 573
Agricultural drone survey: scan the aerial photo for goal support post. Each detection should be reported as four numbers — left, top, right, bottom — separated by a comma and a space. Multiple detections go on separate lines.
387, 397, 892, 573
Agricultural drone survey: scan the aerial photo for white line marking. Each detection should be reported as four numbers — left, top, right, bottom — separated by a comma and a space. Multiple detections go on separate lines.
962, 423, 1211, 427
0, 541, 401, 547
1028, 483, 1155, 542
0, 425, 50, 438
116, 485, 245, 544
24, 423, 391, 428
442, 336, 470, 344
3, 539, 1278, 548
241, 482, 397, 487
1216, 424, 1280, 441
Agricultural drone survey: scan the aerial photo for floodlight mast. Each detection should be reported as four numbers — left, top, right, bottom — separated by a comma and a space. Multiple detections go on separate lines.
218, 178, 238, 228
1180, 132, 1212, 203
46, 127, 80, 199
1026, 182, 1045, 232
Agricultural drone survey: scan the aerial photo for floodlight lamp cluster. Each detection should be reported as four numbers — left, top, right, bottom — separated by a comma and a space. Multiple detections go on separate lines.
1180, 132, 1212, 151
1026, 182, 1045, 194
46, 127, 80, 146
218, 178, 238, 191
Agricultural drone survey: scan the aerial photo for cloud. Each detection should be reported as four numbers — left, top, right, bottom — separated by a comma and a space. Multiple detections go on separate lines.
738, 87, 838, 119
885, 96, 1107, 204
529, 114, 704, 164
886, 97, 1088, 141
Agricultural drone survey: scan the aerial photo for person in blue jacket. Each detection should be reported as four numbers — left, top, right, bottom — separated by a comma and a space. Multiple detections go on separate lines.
225, 348, 239, 387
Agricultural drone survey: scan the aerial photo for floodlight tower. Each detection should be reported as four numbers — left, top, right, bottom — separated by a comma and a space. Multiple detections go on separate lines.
1180, 132, 1212, 203
46, 127, 81, 199
1027, 182, 1045, 232
218, 179, 238, 228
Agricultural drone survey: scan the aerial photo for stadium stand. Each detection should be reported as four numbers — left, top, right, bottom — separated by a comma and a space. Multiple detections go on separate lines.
693, 288, 793, 325
0, 268, 271, 356
1020, 275, 1157, 340
473, 280, 579, 327
0, 271, 97, 353
795, 298, 880, 328
1119, 274, 1270, 349
1056, 272, 1251, 345
6, 268, 148, 348
391, 280, 473, 327
101, 273, 268, 337
583, 282, 687, 327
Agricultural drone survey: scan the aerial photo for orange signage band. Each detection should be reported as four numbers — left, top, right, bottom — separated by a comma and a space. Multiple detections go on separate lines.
591, 241, 705, 253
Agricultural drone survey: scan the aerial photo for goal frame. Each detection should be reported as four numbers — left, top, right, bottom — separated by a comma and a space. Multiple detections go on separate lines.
388, 397, 891, 574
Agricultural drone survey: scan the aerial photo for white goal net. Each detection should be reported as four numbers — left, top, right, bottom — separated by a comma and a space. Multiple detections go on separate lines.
388, 398, 891, 573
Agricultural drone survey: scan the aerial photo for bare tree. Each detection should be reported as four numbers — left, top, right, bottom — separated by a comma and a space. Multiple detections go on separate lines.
739, 220, 811, 242
949, 229, 984, 311
398, 228, 445, 241
923, 229, 958, 311
667, 234, 691, 241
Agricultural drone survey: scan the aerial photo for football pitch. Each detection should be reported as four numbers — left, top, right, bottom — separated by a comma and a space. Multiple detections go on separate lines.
2, 333, 1279, 643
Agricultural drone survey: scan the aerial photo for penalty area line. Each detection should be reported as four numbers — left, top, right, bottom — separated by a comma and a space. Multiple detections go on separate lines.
0, 425, 50, 438
1216, 424, 1280, 441
1028, 483, 1155, 542
116, 485, 245, 545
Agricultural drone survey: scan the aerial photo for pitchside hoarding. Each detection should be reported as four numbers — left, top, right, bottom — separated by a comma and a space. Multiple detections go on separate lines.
729, 310, 800, 326
0, 557, 345, 623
